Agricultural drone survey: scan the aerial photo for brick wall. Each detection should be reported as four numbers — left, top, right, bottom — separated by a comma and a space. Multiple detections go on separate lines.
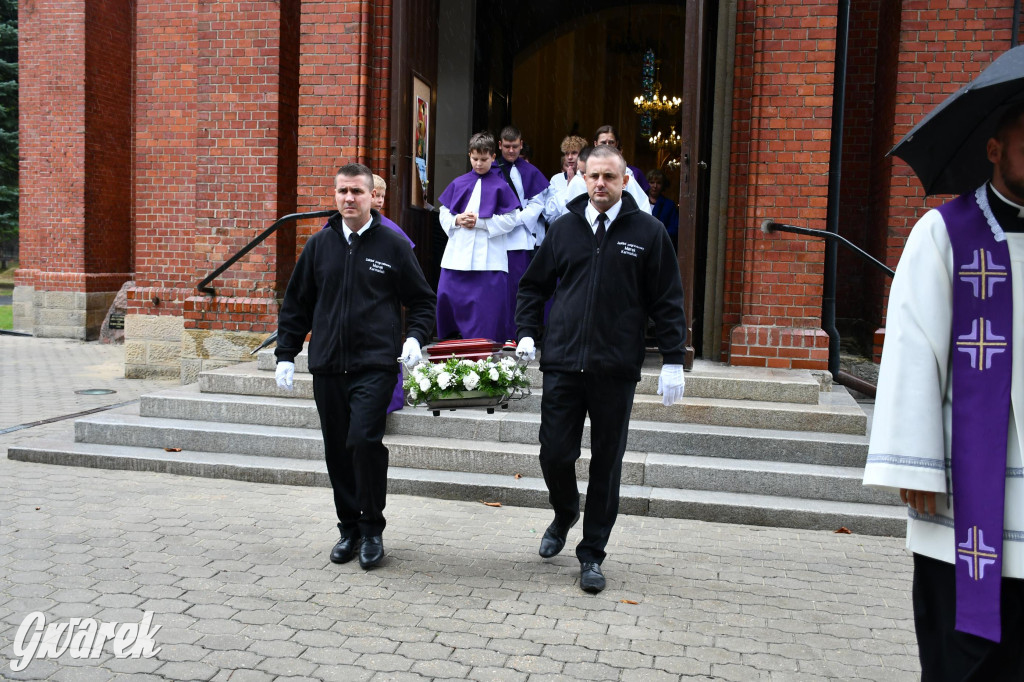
16, 0, 133, 338
129, 0, 199, 320
18, 0, 87, 291
872, 1, 1017, 358
296, 0, 391, 253
723, 0, 838, 368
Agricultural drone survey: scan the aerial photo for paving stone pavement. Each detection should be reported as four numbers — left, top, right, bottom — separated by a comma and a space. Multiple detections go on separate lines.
0, 337, 920, 681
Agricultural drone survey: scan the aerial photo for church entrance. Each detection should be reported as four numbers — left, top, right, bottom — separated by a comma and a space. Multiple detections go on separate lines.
392, 0, 723, 358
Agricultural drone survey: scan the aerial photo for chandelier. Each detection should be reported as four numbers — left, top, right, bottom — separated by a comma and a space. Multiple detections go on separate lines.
648, 125, 681, 150
633, 49, 681, 120
633, 88, 682, 118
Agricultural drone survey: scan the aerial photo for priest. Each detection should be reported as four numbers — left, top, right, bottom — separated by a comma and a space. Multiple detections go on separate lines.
864, 102, 1024, 679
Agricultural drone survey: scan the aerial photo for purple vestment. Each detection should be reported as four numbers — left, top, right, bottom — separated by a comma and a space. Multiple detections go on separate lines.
436, 269, 511, 343
939, 185, 1014, 642
439, 168, 521, 217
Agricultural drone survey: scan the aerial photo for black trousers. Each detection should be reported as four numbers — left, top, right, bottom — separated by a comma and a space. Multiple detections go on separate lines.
538, 371, 637, 565
312, 370, 395, 538
913, 552, 1024, 681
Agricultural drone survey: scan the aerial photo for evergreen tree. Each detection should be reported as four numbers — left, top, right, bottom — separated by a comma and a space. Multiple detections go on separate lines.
0, 0, 16, 253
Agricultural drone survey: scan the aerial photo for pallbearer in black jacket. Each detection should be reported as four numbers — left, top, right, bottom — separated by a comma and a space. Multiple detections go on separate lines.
515, 145, 687, 594
275, 163, 436, 570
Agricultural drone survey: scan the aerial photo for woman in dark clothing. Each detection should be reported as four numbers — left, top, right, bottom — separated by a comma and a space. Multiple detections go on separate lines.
647, 168, 679, 250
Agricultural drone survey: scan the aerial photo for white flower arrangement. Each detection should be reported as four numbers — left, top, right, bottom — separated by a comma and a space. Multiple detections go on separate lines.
404, 355, 530, 405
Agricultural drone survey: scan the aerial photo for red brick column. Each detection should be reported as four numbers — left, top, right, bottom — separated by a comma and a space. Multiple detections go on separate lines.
296, 0, 391, 253
127, 0, 302, 380
16, 0, 133, 338
874, 1, 1016, 361
722, 0, 837, 369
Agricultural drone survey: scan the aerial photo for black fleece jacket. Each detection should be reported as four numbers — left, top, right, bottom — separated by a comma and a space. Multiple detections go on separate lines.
515, 192, 687, 381
275, 211, 436, 375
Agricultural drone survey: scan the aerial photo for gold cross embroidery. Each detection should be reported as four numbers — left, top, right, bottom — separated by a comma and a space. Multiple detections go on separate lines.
959, 525, 999, 581
956, 317, 1008, 371
958, 248, 1006, 301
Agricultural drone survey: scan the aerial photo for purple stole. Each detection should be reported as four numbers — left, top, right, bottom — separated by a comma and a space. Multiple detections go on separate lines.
438, 168, 521, 218
938, 185, 1013, 642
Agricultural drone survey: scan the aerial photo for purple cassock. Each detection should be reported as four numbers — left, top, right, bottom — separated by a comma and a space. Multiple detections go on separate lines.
939, 185, 1014, 642
321, 212, 415, 414
378, 215, 414, 413
437, 169, 521, 342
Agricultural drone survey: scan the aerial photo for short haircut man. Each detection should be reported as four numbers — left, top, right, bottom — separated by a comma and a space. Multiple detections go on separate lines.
516, 138, 687, 595
275, 162, 436, 570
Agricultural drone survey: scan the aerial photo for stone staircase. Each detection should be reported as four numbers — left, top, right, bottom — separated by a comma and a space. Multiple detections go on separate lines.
8, 349, 905, 535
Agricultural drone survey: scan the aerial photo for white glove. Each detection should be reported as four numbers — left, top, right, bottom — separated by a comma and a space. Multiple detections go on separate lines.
399, 337, 422, 366
275, 361, 295, 391
657, 364, 685, 406
515, 336, 536, 361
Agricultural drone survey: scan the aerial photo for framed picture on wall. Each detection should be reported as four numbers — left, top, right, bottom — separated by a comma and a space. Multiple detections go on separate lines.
412, 75, 431, 207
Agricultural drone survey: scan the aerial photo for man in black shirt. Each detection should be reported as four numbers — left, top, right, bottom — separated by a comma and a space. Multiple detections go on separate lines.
515, 146, 687, 593
275, 163, 436, 569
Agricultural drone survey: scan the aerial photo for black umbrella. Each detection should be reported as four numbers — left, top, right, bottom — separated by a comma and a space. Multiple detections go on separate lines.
889, 45, 1024, 196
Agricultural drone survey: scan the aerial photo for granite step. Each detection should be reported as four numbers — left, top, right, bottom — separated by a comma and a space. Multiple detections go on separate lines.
254, 350, 823, 404
8, 441, 904, 536
69, 407, 885, 504
142, 384, 869, 467
199, 363, 863, 434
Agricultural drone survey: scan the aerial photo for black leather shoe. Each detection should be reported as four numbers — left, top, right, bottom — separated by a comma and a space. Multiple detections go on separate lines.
580, 562, 605, 593
358, 536, 384, 569
330, 533, 360, 564
538, 512, 580, 558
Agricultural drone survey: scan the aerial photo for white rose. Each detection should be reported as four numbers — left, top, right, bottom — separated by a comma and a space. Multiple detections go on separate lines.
489, 368, 499, 381
419, 378, 430, 392
463, 372, 480, 390
438, 372, 452, 390
409, 387, 418, 400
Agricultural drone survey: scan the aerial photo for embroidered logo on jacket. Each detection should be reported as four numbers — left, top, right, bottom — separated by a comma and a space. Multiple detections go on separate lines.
617, 241, 644, 258
365, 258, 393, 274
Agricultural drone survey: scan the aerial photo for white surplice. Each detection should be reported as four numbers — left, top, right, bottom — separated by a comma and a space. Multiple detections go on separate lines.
438, 177, 520, 272
863, 199, 1024, 578
505, 164, 547, 250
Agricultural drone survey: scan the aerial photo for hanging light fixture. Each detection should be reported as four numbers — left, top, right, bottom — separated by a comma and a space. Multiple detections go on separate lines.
633, 51, 681, 119
648, 125, 681, 150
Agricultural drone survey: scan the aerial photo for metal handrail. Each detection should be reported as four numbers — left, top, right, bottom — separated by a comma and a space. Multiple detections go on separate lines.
196, 209, 338, 296
760, 219, 893, 398
761, 220, 894, 278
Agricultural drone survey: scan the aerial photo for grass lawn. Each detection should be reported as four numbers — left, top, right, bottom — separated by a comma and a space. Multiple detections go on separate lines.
0, 259, 17, 329
0, 259, 15, 283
